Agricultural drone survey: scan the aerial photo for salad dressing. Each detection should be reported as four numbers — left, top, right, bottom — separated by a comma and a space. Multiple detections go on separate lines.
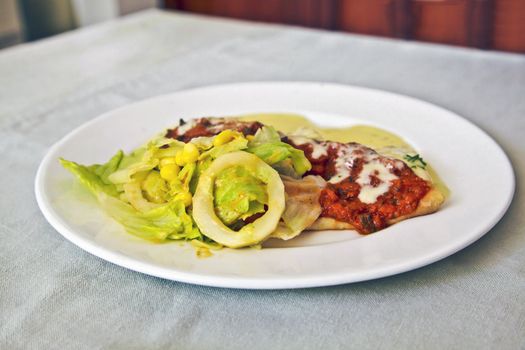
240, 113, 449, 198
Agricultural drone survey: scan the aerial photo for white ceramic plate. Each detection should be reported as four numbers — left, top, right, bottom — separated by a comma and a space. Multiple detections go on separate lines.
35, 82, 515, 289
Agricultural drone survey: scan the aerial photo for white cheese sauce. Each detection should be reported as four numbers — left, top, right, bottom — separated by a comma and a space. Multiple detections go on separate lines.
287, 137, 402, 202
288, 136, 328, 159
356, 161, 398, 204
327, 144, 353, 184
326, 143, 404, 204
176, 119, 197, 134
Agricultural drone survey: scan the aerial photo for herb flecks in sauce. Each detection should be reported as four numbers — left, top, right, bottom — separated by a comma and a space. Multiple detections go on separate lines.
403, 154, 427, 169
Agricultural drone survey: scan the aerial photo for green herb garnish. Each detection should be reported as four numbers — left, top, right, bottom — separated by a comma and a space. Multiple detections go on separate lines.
403, 154, 427, 169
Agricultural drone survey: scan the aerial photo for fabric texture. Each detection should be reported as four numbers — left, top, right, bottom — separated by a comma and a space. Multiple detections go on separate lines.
1, 10, 524, 350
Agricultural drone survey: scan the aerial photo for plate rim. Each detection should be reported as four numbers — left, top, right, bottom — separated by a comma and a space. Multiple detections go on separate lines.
34, 81, 516, 289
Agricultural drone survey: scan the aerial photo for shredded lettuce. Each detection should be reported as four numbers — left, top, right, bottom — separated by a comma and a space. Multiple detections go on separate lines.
60, 156, 202, 242
108, 151, 157, 185
60, 122, 317, 246
60, 154, 122, 197
192, 151, 285, 248
247, 126, 311, 177
101, 193, 200, 242
199, 137, 248, 162
189, 136, 214, 151
213, 166, 267, 226
193, 136, 249, 189
141, 171, 169, 204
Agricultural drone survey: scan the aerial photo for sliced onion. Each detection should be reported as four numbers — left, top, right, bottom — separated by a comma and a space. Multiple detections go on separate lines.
192, 151, 285, 248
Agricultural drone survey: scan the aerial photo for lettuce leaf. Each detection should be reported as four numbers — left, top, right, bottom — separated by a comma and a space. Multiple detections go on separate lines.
60, 154, 122, 197
247, 126, 311, 177
107, 137, 184, 185
192, 151, 285, 248
60, 156, 201, 242
100, 192, 200, 241
199, 137, 248, 162
213, 166, 268, 226
141, 171, 169, 204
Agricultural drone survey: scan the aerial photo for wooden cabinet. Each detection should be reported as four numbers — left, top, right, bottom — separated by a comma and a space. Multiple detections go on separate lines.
165, 0, 336, 28
492, 0, 525, 52
338, 0, 409, 38
409, 0, 492, 48
164, 0, 525, 53
411, 0, 472, 45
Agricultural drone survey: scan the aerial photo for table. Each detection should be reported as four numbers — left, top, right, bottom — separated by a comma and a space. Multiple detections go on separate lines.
1, 9, 524, 349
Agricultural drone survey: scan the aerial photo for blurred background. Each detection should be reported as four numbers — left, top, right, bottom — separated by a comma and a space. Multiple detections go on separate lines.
1, 0, 524, 53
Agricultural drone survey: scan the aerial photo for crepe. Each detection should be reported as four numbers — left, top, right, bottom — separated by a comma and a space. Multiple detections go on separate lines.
308, 187, 444, 231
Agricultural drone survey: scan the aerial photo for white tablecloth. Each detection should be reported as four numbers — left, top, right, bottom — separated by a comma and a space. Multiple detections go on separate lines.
1, 9, 524, 349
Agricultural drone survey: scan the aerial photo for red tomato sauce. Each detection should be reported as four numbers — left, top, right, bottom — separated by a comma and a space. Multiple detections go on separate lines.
166, 118, 262, 142
288, 140, 430, 234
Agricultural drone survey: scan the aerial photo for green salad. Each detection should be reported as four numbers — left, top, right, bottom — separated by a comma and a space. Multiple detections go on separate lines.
60, 126, 312, 249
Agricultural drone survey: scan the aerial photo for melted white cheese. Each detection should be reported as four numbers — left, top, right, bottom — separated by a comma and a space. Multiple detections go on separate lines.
176, 119, 197, 134
288, 136, 328, 159
328, 145, 351, 183
328, 143, 362, 184
327, 143, 399, 203
357, 161, 398, 204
